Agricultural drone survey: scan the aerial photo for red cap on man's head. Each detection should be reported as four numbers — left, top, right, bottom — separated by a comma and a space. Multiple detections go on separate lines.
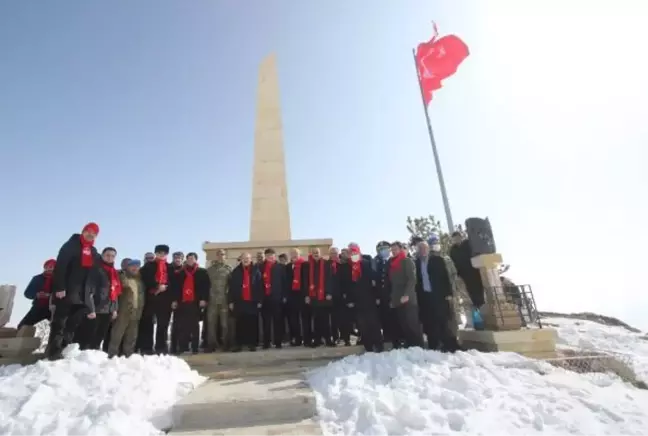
82, 222, 100, 235
43, 259, 56, 269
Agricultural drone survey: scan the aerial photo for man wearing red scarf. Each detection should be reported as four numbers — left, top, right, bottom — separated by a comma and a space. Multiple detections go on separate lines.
227, 253, 263, 352
47, 222, 100, 360
341, 243, 384, 352
285, 248, 307, 346
171, 252, 210, 354
77, 247, 122, 351
139, 244, 172, 354
259, 248, 286, 349
304, 248, 337, 347
17, 259, 57, 329
388, 241, 424, 348
168, 251, 185, 354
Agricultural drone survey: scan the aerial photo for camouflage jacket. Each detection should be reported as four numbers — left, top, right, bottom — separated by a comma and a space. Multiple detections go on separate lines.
206, 261, 232, 305
118, 271, 146, 320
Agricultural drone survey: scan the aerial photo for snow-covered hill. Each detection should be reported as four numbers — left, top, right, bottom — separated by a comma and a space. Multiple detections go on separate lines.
306, 316, 648, 436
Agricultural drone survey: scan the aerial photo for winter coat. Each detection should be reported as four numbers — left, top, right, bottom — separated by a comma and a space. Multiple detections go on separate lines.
340, 259, 377, 313
23, 273, 52, 307
118, 271, 146, 321
259, 261, 286, 302
171, 266, 211, 304
303, 258, 337, 307
228, 264, 263, 314
92, 264, 119, 314
284, 261, 307, 299
140, 260, 173, 302
372, 256, 391, 304
206, 261, 232, 306
51, 234, 99, 311
389, 256, 418, 308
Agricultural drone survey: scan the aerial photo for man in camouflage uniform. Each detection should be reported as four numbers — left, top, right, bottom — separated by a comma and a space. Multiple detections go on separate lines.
206, 249, 233, 351
108, 259, 145, 357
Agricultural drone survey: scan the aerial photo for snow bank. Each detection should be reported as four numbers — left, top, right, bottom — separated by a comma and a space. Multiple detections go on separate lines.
308, 348, 648, 436
0, 345, 205, 435
544, 317, 648, 382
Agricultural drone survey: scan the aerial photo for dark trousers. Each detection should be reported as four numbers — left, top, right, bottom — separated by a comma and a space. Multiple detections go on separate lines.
287, 293, 304, 344
18, 305, 51, 329
312, 306, 333, 345
261, 298, 284, 347
200, 308, 207, 346
170, 312, 180, 353
102, 322, 112, 352
301, 303, 313, 345
176, 302, 200, 352
420, 296, 459, 352
357, 307, 383, 352
336, 303, 354, 344
395, 303, 424, 348
78, 313, 112, 350
136, 303, 154, 353
47, 300, 89, 359
236, 311, 258, 348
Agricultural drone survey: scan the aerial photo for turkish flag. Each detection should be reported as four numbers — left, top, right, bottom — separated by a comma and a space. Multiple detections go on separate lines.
416, 23, 470, 105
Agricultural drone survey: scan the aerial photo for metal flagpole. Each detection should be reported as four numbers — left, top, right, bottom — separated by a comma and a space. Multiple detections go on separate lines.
412, 48, 455, 234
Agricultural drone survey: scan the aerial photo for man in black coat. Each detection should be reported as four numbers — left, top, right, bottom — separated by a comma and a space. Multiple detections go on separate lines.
304, 247, 337, 347
171, 252, 210, 354
47, 222, 100, 360
228, 252, 263, 351
284, 248, 307, 346
259, 248, 285, 349
139, 244, 173, 354
169, 251, 185, 354
341, 244, 383, 352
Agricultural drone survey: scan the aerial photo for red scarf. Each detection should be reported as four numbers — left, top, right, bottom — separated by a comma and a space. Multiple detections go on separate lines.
291, 257, 305, 291
182, 264, 197, 303
242, 265, 251, 301
308, 256, 326, 300
39, 272, 53, 305
350, 259, 362, 282
155, 259, 168, 285
331, 260, 338, 275
102, 262, 122, 302
263, 260, 274, 296
389, 251, 407, 276
80, 236, 95, 268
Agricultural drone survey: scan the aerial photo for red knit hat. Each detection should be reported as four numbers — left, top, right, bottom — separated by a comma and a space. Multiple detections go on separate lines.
43, 259, 56, 269
82, 222, 100, 235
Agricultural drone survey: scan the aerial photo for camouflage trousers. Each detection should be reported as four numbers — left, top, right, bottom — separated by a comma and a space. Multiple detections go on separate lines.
108, 313, 139, 357
206, 301, 235, 349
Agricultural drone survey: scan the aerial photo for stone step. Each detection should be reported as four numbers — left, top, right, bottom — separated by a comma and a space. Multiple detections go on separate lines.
171, 374, 317, 433
169, 419, 322, 435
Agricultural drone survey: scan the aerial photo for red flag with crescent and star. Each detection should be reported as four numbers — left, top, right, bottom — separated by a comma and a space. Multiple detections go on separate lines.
415, 22, 470, 105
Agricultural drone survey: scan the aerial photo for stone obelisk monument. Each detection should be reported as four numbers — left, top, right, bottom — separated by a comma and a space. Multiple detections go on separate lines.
203, 53, 332, 266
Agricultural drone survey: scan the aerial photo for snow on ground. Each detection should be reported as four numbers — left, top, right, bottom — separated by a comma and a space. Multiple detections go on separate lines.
0, 344, 205, 436
308, 317, 648, 436
543, 317, 648, 383
308, 348, 648, 436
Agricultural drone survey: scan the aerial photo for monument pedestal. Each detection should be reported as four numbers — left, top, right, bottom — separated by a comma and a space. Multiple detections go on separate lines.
459, 328, 558, 359
204, 239, 333, 268
472, 253, 523, 331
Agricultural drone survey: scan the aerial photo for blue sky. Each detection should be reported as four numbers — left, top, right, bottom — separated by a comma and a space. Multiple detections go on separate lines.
2, 1, 647, 329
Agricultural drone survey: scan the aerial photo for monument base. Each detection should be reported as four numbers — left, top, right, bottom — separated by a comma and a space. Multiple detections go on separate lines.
0, 325, 42, 365
203, 238, 333, 267
459, 328, 558, 359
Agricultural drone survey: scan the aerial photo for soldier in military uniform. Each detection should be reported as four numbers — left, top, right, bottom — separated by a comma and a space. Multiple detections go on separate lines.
206, 249, 233, 351
373, 241, 403, 347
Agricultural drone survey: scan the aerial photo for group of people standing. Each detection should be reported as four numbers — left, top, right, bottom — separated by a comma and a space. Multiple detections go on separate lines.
17, 222, 488, 360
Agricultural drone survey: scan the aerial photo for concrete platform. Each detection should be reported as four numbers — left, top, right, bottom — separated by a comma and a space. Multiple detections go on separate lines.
170, 419, 321, 436
459, 328, 558, 358
170, 374, 321, 434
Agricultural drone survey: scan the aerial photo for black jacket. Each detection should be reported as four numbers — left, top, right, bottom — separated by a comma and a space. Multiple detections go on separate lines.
260, 261, 286, 302
284, 260, 306, 299
52, 234, 99, 310
303, 258, 338, 307
228, 264, 263, 314
140, 260, 173, 300
93, 262, 119, 314
340, 259, 377, 312
172, 265, 211, 304
449, 240, 485, 306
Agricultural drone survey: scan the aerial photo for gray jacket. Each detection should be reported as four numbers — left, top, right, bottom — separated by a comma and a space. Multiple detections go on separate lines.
92, 265, 119, 314
389, 256, 418, 307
